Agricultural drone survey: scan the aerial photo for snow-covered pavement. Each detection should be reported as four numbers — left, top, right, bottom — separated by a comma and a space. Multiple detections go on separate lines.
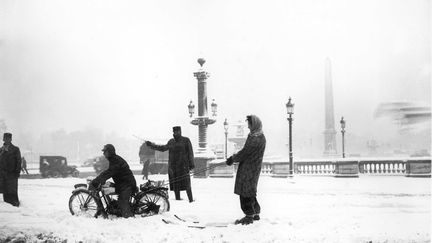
0, 175, 430, 242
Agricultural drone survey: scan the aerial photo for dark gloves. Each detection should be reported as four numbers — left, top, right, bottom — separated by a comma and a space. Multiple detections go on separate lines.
89, 179, 101, 191
226, 156, 234, 166
189, 165, 195, 170
145, 141, 152, 146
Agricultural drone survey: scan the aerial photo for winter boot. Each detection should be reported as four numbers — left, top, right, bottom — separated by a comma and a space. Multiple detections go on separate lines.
174, 191, 182, 200
186, 188, 194, 203
253, 214, 260, 221
234, 215, 254, 225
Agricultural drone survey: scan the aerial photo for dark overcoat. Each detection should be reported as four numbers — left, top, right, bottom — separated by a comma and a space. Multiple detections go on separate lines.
0, 143, 21, 206
232, 133, 266, 197
149, 136, 194, 191
93, 154, 137, 193
0, 144, 21, 177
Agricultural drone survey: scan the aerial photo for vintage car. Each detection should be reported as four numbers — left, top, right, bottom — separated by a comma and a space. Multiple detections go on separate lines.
39, 156, 79, 178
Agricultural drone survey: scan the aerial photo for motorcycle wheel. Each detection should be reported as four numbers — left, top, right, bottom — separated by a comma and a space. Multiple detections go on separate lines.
69, 190, 100, 218
135, 192, 170, 216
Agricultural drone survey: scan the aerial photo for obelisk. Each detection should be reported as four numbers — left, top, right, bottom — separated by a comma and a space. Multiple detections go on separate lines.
323, 58, 337, 156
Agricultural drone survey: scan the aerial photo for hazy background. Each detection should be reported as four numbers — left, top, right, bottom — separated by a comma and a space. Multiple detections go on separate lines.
0, 0, 430, 163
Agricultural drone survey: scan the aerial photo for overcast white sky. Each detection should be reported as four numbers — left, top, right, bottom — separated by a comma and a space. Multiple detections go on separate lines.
0, 0, 430, 155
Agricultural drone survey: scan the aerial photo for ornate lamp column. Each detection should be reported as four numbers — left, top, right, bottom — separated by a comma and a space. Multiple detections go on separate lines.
334, 116, 358, 178
286, 97, 295, 176
340, 117, 346, 158
223, 119, 229, 159
188, 58, 217, 178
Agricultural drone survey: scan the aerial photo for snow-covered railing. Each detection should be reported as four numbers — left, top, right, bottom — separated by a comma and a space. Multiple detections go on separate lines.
359, 160, 406, 174
259, 157, 431, 177
295, 162, 335, 175
261, 162, 273, 176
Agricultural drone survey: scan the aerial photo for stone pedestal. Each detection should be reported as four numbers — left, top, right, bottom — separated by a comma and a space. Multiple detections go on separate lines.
334, 160, 359, 178
271, 162, 290, 178
209, 162, 234, 178
406, 160, 431, 178
193, 150, 216, 178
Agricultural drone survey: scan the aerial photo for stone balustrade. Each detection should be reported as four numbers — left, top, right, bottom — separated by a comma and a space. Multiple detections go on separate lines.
359, 160, 406, 174
206, 157, 430, 178
295, 161, 335, 175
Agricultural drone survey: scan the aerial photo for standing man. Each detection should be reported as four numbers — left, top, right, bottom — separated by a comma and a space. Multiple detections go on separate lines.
226, 115, 266, 225
0, 133, 22, 207
139, 142, 155, 180
141, 159, 151, 180
90, 144, 137, 218
146, 126, 195, 202
21, 157, 29, 175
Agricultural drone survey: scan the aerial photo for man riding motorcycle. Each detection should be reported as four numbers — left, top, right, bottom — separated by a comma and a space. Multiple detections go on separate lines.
90, 144, 137, 218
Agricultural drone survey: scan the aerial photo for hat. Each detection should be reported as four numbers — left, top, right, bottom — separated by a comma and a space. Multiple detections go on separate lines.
3, 133, 12, 139
172, 126, 181, 132
102, 144, 115, 153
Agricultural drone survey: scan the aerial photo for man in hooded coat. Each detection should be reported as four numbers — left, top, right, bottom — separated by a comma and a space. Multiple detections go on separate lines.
146, 126, 195, 202
226, 115, 266, 225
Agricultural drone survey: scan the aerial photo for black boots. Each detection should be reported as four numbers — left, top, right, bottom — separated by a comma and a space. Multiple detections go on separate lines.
234, 214, 260, 225
235, 215, 254, 225
186, 188, 193, 203
174, 191, 181, 200
174, 189, 194, 203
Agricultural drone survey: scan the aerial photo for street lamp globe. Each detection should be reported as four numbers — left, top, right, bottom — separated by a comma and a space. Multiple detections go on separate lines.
211, 99, 218, 116
286, 97, 294, 116
223, 118, 229, 133
188, 100, 195, 118
340, 117, 346, 130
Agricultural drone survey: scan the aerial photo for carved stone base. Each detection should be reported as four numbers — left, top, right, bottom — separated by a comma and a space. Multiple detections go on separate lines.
193, 151, 216, 178
406, 160, 431, 178
334, 161, 359, 178
209, 163, 234, 178
271, 162, 290, 178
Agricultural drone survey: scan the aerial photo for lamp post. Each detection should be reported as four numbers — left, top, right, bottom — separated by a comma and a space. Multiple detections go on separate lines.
223, 119, 229, 159
188, 58, 217, 177
340, 117, 346, 158
286, 97, 294, 176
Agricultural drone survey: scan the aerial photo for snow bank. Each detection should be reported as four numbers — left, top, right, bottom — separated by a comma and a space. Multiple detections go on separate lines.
0, 175, 430, 242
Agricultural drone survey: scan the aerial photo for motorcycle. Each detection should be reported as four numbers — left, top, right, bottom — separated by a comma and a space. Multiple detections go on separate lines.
68, 179, 170, 218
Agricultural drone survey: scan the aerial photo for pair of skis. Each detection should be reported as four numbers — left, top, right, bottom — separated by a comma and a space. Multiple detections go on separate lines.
162, 215, 229, 229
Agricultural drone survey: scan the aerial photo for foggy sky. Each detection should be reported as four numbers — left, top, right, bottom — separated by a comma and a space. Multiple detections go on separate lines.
0, 0, 430, 156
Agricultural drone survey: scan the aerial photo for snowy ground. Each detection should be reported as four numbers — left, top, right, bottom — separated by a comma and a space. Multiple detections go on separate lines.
0, 175, 430, 243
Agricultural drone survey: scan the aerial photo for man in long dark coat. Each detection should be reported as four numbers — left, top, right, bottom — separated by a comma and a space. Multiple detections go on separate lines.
146, 126, 195, 202
0, 133, 22, 207
226, 115, 266, 225
91, 144, 137, 218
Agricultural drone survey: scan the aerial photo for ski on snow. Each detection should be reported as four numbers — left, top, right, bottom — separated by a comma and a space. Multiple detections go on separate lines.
161, 215, 229, 229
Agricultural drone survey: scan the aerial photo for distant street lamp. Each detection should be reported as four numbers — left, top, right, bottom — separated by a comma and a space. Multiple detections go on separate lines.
188, 100, 195, 118
211, 99, 218, 116
223, 119, 229, 159
340, 117, 346, 158
286, 97, 294, 176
